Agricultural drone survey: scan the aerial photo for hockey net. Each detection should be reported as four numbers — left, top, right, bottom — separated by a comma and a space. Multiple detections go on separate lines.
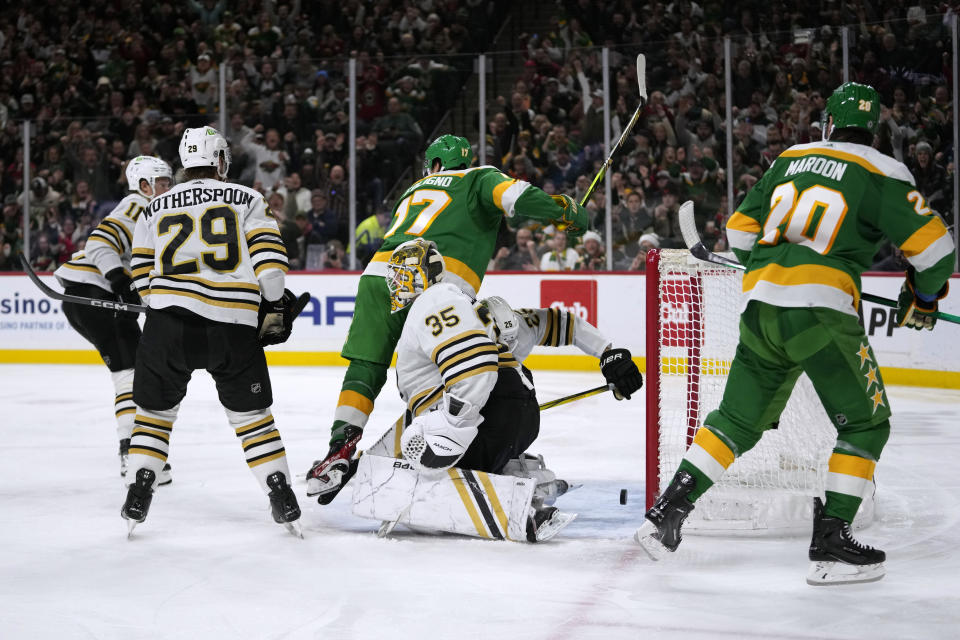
645, 249, 873, 533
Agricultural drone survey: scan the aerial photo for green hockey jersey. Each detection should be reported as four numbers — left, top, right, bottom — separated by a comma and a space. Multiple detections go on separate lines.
362, 166, 567, 296
727, 140, 954, 315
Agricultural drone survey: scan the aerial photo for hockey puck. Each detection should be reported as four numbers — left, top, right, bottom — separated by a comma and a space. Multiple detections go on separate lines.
619, 489, 628, 505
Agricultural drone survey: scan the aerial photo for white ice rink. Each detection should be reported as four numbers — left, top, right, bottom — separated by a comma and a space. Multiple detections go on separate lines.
1, 364, 958, 639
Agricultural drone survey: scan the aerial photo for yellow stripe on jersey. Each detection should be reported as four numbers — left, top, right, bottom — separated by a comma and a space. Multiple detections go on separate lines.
491, 178, 516, 214
134, 414, 173, 429
247, 450, 286, 468
158, 273, 261, 291
430, 330, 489, 363
242, 429, 281, 449
245, 227, 282, 242
727, 211, 762, 233
444, 364, 498, 388
565, 311, 574, 345
692, 427, 736, 469
899, 217, 949, 258
148, 287, 261, 311
115, 408, 136, 417
95, 222, 126, 248
254, 261, 289, 276
132, 248, 156, 258
102, 219, 132, 244
131, 425, 171, 442
338, 390, 374, 415
87, 234, 122, 252
743, 262, 860, 308
132, 265, 153, 278
115, 393, 133, 403
249, 240, 288, 254
777, 147, 883, 176
828, 453, 876, 479
234, 415, 275, 437
437, 344, 499, 377
63, 262, 101, 273
477, 471, 512, 541
448, 468, 490, 538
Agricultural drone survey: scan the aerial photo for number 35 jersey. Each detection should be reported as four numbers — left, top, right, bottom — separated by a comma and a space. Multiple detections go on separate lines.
131, 179, 288, 326
727, 140, 953, 315
396, 282, 500, 420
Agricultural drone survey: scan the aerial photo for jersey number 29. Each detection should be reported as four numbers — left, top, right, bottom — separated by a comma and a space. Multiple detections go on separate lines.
158, 206, 241, 275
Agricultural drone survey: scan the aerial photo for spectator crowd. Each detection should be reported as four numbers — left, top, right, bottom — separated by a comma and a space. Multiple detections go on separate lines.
0, 0, 955, 274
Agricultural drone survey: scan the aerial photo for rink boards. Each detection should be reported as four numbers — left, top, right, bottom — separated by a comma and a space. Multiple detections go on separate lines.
1, 271, 958, 387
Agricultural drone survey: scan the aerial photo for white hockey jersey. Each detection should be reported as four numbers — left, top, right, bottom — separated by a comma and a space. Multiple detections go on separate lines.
396, 282, 500, 422
131, 179, 288, 326
54, 193, 148, 292
507, 307, 612, 361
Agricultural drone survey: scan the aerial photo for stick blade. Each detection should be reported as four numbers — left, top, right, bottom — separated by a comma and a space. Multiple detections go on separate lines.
636, 54, 647, 102
678, 200, 700, 250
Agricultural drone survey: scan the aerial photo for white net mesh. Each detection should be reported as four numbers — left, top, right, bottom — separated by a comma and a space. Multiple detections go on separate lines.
654, 250, 872, 533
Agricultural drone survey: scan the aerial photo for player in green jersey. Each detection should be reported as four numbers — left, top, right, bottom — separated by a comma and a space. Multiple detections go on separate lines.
306, 134, 590, 503
636, 82, 953, 585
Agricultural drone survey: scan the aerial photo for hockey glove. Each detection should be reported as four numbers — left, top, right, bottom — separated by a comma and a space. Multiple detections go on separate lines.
105, 267, 141, 316
600, 347, 643, 400
257, 289, 311, 346
401, 396, 481, 472
550, 194, 589, 237
305, 425, 363, 505
895, 267, 948, 331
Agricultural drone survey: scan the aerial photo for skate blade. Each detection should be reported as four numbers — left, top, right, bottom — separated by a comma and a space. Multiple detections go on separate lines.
806, 560, 885, 586
534, 512, 577, 542
377, 505, 412, 538
634, 521, 670, 561
126, 519, 139, 539
283, 520, 304, 539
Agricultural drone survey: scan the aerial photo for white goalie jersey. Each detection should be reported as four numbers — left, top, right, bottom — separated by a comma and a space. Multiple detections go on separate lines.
131, 179, 288, 326
54, 193, 148, 291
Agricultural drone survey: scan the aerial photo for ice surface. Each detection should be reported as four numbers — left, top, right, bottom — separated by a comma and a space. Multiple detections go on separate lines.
1, 365, 958, 639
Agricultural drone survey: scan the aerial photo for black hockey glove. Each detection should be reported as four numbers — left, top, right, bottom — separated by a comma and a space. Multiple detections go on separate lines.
895, 267, 948, 331
305, 426, 363, 505
257, 289, 311, 346
104, 267, 141, 316
600, 347, 643, 400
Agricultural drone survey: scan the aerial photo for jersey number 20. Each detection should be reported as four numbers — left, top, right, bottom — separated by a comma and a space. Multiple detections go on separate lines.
158, 206, 241, 275
759, 183, 847, 255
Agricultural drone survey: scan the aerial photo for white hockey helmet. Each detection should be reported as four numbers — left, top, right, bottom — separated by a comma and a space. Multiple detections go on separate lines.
384, 238, 445, 313
125, 155, 173, 198
179, 126, 231, 178
480, 295, 520, 352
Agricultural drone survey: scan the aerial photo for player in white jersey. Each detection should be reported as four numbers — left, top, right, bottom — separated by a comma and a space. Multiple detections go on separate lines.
333, 238, 642, 541
54, 156, 173, 480
121, 127, 303, 537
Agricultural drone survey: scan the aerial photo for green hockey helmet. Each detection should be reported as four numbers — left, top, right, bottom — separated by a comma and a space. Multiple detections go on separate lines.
822, 82, 880, 139
422, 134, 474, 176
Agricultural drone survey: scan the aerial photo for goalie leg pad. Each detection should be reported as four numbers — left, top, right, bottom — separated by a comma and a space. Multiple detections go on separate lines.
352, 454, 539, 541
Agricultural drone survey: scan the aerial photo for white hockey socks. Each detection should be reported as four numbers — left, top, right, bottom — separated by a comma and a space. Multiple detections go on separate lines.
226, 407, 292, 493
111, 368, 136, 442
127, 405, 179, 485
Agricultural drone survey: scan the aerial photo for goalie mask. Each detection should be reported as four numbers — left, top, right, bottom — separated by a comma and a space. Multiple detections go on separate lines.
125, 156, 173, 198
479, 296, 520, 352
385, 238, 445, 313
179, 126, 232, 178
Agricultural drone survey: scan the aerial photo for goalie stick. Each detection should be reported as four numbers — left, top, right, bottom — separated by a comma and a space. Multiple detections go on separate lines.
578, 54, 647, 207
18, 252, 148, 313
676, 202, 960, 325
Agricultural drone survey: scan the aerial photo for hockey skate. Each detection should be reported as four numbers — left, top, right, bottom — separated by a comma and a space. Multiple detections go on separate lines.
502, 453, 579, 507
121, 468, 156, 538
807, 497, 885, 586
267, 472, 303, 538
525, 506, 577, 543
306, 426, 362, 505
635, 470, 696, 560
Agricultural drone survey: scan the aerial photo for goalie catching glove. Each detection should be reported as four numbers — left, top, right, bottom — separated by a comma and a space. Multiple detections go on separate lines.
257, 289, 311, 346
549, 194, 589, 237
895, 267, 948, 331
600, 347, 643, 400
401, 394, 481, 472
305, 425, 363, 504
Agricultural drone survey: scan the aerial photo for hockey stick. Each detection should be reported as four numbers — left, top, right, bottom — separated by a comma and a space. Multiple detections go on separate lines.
18, 252, 148, 313
677, 203, 960, 324
578, 54, 647, 207
538, 384, 613, 411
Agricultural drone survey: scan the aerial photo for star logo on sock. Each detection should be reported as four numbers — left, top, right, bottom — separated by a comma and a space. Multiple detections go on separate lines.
863, 365, 879, 390
871, 388, 885, 413
856, 343, 872, 368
